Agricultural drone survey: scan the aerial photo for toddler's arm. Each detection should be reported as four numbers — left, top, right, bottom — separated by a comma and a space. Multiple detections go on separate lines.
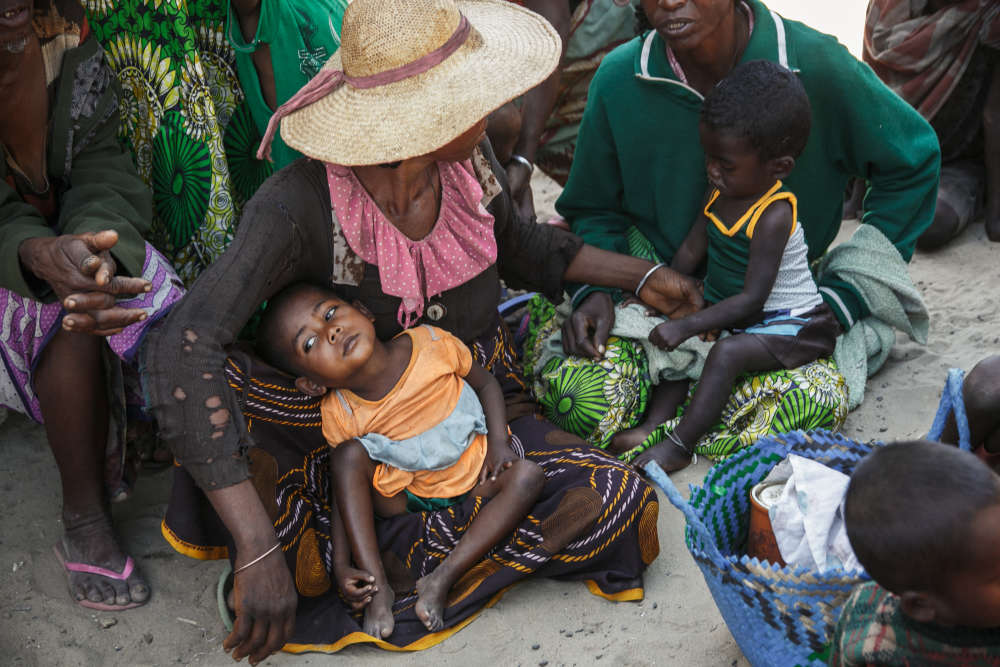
464, 361, 515, 482
671, 214, 709, 277
328, 444, 376, 609
650, 201, 793, 350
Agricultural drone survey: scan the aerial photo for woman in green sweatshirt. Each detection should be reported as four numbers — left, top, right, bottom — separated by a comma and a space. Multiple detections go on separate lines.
523, 0, 939, 460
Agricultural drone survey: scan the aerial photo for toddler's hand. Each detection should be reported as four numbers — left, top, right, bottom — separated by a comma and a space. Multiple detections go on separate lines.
480, 440, 516, 484
334, 564, 376, 611
649, 320, 692, 351
620, 294, 659, 316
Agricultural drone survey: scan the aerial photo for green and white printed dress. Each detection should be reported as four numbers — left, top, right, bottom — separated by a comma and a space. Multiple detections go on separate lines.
83, 0, 347, 284
523, 227, 848, 462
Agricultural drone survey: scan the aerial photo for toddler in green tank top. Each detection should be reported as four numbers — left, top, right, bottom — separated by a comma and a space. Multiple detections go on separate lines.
618, 60, 839, 473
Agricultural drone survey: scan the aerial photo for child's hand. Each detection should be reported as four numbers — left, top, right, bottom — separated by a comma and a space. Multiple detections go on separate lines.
649, 320, 692, 351
334, 564, 377, 611
479, 439, 516, 484
620, 294, 660, 317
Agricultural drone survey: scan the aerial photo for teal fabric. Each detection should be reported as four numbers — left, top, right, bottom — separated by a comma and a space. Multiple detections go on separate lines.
227, 0, 349, 170
556, 0, 940, 328
355, 381, 487, 472
816, 224, 929, 409
403, 490, 469, 514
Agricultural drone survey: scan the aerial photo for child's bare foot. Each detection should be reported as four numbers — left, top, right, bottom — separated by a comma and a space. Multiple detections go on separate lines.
362, 586, 395, 638
634, 440, 693, 474
608, 423, 656, 455
414, 567, 452, 632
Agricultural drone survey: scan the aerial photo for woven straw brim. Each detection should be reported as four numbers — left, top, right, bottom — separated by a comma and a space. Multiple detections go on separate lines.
280, 0, 561, 166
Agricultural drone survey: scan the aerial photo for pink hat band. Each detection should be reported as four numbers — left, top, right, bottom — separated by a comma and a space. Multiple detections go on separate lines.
257, 15, 472, 162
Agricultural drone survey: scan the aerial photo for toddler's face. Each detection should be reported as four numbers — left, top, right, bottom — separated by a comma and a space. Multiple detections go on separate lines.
933, 503, 1000, 628
279, 291, 377, 388
699, 123, 776, 200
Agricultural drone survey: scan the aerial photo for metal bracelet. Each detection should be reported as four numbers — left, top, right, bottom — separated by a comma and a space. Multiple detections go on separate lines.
233, 543, 281, 575
635, 262, 666, 296
508, 153, 534, 174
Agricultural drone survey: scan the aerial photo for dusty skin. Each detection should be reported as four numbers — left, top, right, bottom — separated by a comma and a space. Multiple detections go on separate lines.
2, 160, 998, 665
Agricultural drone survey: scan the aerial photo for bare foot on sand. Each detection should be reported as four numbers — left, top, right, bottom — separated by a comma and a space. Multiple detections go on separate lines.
634, 441, 693, 474
363, 586, 395, 638
414, 567, 451, 632
55, 510, 149, 610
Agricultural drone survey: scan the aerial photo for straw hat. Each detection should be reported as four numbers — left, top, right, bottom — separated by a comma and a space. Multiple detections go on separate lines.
278, 0, 561, 166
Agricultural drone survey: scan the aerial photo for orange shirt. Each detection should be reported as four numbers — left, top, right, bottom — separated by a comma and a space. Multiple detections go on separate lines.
320, 325, 487, 499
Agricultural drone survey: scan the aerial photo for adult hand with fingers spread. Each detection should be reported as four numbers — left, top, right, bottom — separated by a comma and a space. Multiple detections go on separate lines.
637, 265, 704, 320
562, 291, 614, 360
224, 547, 297, 665
18, 230, 152, 334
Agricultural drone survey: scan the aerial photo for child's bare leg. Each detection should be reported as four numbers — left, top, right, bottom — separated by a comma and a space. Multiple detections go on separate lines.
940, 355, 1000, 453
635, 335, 779, 472
415, 458, 544, 631
609, 380, 689, 455
330, 439, 395, 638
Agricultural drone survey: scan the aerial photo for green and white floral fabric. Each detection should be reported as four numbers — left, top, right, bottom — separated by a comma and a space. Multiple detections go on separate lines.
85, 0, 274, 284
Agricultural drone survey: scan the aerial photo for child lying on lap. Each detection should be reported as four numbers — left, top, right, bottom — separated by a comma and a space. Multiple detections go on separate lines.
257, 283, 544, 639
832, 440, 1000, 665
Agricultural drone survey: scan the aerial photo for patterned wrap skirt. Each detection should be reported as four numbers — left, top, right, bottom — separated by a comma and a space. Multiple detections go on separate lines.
161, 319, 660, 653
523, 227, 849, 461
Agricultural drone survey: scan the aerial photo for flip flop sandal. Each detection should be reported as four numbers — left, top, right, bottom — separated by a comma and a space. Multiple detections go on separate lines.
53, 542, 146, 611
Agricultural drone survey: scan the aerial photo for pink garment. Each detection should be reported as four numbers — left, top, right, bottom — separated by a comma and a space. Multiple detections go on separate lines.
326, 160, 497, 328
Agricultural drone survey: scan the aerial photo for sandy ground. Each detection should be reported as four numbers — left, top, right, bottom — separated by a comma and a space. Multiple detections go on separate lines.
0, 3, 985, 662
3, 159, 999, 665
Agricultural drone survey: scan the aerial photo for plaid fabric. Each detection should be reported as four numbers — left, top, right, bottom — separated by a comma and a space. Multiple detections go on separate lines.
830, 582, 1000, 666
863, 0, 1000, 120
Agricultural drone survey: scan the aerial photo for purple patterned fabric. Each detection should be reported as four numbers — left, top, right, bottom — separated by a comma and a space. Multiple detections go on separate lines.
0, 242, 184, 422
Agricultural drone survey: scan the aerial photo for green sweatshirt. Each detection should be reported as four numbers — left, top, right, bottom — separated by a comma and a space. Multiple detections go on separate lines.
556, 0, 940, 329
0, 38, 151, 301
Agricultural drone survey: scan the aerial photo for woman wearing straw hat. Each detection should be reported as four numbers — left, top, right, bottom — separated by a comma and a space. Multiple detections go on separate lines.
146, 0, 701, 660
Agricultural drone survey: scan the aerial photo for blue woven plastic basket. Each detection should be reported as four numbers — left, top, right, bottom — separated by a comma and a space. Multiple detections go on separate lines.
645, 430, 873, 667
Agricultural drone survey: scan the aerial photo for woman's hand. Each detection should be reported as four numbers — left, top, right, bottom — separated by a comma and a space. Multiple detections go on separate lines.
18, 230, 152, 335
224, 548, 298, 665
563, 291, 614, 360
638, 266, 704, 320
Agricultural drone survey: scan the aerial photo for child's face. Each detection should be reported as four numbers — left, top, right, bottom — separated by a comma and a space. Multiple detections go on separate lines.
699, 123, 779, 199
279, 290, 378, 388
931, 503, 1000, 627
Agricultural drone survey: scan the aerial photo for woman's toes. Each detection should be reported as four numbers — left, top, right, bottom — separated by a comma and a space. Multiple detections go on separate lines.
130, 580, 150, 603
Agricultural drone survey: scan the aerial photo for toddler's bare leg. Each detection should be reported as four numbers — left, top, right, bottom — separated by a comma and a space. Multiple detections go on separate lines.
635, 335, 779, 472
415, 459, 544, 631
330, 439, 395, 638
609, 380, 689, 455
